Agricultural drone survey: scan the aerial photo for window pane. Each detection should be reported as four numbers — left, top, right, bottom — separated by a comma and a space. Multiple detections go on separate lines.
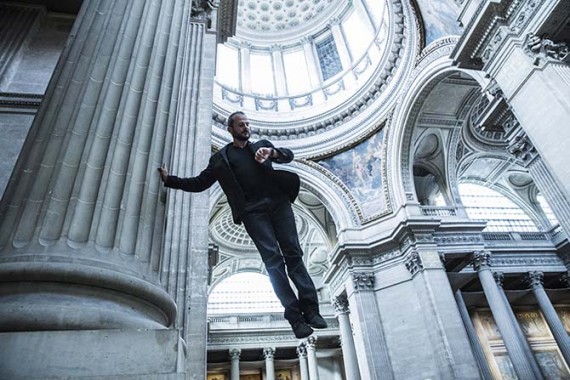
208, 272, 283, 315
364, 0, 385, 26
343, 9, 374, 59
250, 52, 275, 96
215, 44, 239, 90
283, 49, 311, 95
459, 183, 539, 232
316, 35, 342, 81
537, 193, 560, 228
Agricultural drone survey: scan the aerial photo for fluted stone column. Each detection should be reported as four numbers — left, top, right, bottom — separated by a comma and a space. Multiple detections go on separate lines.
264, 347, 276, 380
297, 342, 310, 380
0, 0, 221, 378
306, 335, 320, 380
333, 294, 361, 380
527, 271, 570, 366
454, 290, 493, 380
229, 348, 241, 380
493, 272, 542, 379
0, 0, 176, 331
473, 252, 541, 380
494, 271, 543, 379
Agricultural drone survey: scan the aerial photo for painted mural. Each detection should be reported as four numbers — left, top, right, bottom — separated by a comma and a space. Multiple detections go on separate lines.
318, 130, 386, 219
415, 0, 463, 45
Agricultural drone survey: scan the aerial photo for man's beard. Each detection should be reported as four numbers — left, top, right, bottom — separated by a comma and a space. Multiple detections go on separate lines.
232, 130, 249, 141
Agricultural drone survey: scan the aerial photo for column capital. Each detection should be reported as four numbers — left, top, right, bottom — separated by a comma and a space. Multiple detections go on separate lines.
229, 348, 241, 360
328, 17, 341, 27
493, 271, 505, 288
507, 131, 539, 167
352, 272, 375, 291
306, 335, 318, 348
269, 44, 283, 53
405, 251, 423, 276
296, 342, 307, 358
332, 294, 349, 314
472, 251, 491, 271
263, 347, 275, 359
526, 271, 544, 289
191, 0, 215, 21
305, 335, 317, 349
239, 41, 253, 50
301, 36, 314, 45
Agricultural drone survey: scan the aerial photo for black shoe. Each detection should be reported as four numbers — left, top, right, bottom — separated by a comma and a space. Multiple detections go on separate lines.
290, 319, 314, 339
304, 312, 328, 329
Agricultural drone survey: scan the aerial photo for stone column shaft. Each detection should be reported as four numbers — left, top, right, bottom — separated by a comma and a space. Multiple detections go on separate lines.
334, 295, 361, 380
264, 347, 276, 380
494, 272, 543, 379
239, 42, 251, 93
329, 19, 352, 69
229, 348, 241, 380
297, 343, 310, 380
528, 271, 570, 366
306, 336, 320, 380
454, 290, 493, 380
474, 253, 541, 380
271, 45, 287, 96
302, 37, 321, 88
0, 1, 218, 378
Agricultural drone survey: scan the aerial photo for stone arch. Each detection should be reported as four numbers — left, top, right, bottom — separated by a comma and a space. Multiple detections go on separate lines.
388, 39, 489, 210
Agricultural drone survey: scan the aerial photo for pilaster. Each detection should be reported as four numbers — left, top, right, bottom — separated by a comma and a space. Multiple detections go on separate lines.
346, 271, 393, 380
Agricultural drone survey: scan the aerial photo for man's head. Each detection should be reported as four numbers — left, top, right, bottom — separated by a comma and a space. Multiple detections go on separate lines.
227, 111, 250, 143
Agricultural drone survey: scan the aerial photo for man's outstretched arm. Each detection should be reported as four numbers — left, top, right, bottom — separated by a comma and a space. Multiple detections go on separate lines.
157, 163, 217, 192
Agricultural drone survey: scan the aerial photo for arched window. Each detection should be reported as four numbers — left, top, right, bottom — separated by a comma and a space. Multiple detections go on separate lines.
537, 192, 560, 228
208, 272, 283, 315
458, 183, 539, 232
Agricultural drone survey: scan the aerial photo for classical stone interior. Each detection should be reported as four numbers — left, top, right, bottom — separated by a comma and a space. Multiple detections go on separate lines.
0, 0, 569, 379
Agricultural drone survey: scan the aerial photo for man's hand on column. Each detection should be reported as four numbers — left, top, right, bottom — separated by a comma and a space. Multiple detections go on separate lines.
157, 163, 168, 183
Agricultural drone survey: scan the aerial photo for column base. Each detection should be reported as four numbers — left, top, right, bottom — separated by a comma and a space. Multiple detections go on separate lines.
0, 261, 176, 331
0, 328, 185, 379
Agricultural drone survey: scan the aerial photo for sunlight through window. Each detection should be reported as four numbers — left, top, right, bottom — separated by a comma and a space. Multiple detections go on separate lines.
208, 272, 284, 315
459, 183, 539, 232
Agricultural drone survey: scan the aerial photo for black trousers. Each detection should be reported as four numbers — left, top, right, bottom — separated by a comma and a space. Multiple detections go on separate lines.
241, 197, 319, 322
